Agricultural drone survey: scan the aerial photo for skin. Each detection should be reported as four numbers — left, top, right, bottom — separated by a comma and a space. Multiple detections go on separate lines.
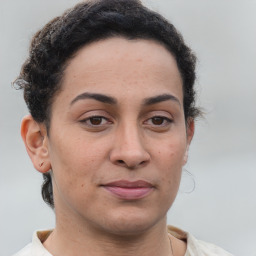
21, 37, 194, 256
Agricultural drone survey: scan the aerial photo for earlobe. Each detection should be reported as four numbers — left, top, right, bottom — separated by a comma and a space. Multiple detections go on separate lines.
183, 146, 189, 165
183, 118, 195, 165
21, 115, 51, 173
186, 118, 195, 144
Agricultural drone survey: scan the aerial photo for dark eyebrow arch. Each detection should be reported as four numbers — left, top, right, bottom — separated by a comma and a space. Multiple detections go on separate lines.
70, 92, 117, 106
143, 93, 181, 107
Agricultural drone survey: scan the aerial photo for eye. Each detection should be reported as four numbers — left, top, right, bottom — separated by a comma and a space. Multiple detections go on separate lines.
80, 116, 111, 127
144, 116, 173, 127
151, 116, 167, 125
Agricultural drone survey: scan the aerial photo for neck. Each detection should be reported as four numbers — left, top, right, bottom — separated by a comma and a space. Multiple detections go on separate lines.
44, 212, 173, 256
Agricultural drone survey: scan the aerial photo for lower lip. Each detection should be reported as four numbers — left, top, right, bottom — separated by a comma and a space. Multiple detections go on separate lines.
103, 186, 153, 200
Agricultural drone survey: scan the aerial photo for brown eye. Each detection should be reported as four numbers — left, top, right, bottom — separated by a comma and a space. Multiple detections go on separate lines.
89, 117, 103, 125
144, 116, 173, 128
80, 116, 110, 127
151, 117, 165, 125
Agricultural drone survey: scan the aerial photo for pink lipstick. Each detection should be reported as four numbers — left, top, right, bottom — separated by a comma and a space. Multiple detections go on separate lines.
102, 180, 154, 200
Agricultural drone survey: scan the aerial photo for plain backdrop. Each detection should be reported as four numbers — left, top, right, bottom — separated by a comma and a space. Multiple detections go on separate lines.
0, 0, 256, 255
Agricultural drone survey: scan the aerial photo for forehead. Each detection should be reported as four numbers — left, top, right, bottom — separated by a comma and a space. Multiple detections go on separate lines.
59, 37, 183, 103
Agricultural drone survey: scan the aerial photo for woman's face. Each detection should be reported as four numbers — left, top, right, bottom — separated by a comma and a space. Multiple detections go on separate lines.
46, 37, 194, 235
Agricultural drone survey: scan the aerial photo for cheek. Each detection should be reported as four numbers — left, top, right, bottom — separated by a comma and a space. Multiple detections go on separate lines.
154, 139, 186, 192
48, 133, 108, 198
49, 137, 107, 211
156, 139, 186, 169
50, 132, 105, 170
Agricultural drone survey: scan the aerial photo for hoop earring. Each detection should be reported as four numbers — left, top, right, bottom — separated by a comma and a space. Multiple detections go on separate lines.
179, 168, 195, 194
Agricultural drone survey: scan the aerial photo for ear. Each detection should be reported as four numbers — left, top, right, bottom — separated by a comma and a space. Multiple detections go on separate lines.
183, 118, 195, 165
21, 115, 51, 173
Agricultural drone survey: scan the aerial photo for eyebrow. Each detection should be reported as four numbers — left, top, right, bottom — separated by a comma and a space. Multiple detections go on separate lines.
70, 92, 117, 106
70, 92, 180, 107
143, 94, 181, 107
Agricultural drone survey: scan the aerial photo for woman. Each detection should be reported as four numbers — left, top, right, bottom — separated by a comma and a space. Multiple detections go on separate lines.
14, 0, 233, 255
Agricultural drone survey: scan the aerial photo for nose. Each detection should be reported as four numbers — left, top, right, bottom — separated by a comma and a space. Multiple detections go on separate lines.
109, 123, 150, 169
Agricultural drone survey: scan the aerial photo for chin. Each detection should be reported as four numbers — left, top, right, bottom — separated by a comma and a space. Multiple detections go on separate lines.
97, 207, 167, 236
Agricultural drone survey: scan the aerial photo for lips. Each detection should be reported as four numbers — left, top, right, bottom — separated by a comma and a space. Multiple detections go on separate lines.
102, 180, 154, 200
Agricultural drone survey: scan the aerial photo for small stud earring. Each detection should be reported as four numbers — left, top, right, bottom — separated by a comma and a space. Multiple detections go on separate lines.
39, 162, 44, 167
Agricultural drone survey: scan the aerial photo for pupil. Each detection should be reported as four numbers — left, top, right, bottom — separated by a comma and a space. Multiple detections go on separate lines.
152, 117, 163, 125
90, 117, 102, 125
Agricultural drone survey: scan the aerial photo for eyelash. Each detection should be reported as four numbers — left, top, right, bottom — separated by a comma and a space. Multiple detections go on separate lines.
144, 116, 173, 127
80, 115, 173, 129
80, 116, 112, 127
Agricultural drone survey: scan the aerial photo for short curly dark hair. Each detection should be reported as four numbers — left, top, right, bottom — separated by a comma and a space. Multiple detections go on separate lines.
15, 0, 200, 208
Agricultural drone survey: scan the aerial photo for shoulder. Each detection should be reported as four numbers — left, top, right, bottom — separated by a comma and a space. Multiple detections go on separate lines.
12, 230, 53, 256
12, 243, 33, 256
186, 233, 233, 256
167, 225, 233, 256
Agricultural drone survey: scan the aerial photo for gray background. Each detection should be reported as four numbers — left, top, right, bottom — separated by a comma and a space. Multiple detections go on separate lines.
0, 0, 255, 255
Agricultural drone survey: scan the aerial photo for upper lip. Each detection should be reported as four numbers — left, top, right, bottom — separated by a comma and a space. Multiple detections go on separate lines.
103, 180, 154, 188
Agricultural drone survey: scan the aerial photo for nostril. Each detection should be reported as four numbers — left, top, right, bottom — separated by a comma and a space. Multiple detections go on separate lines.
116, 159, 147, 168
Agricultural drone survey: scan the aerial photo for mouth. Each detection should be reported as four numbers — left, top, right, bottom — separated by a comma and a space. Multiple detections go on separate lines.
101, 180, 154, 200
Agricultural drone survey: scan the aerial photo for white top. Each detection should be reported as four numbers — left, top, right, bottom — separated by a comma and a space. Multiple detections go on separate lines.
13, 226, 233, 256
